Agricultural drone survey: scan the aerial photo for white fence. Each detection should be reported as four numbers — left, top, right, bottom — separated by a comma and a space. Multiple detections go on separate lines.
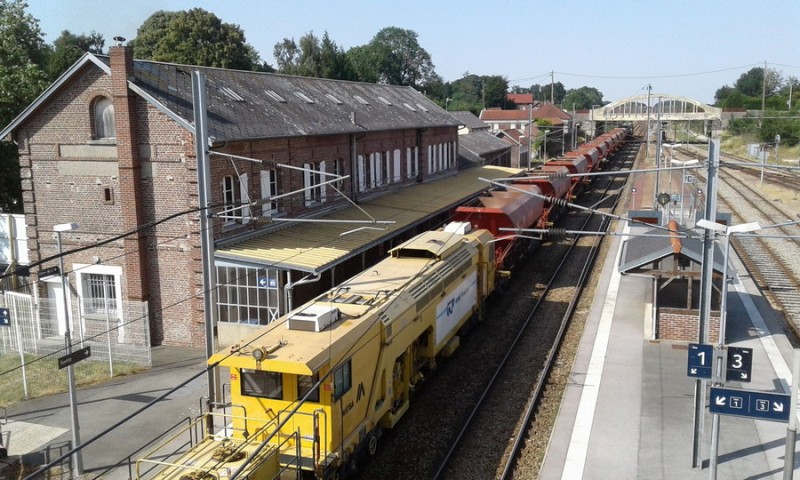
0, 292, 151, 403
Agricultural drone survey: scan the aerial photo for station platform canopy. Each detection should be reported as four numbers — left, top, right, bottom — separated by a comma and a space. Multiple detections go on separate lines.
216, 165, 520, 274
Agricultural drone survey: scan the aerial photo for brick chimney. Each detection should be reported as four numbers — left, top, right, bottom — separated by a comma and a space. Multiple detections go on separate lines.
110, 46, 150, 303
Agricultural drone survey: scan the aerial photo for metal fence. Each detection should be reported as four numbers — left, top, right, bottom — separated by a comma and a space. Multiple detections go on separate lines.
0, 292, 151, 404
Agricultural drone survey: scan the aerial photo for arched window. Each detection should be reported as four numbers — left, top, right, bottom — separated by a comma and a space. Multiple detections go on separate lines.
92, 96, 115, 139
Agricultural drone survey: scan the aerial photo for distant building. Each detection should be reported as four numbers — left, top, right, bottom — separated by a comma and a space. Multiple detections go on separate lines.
449, 110, 490, 135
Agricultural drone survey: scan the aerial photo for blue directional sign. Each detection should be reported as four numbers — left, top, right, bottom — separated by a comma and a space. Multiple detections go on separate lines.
726, 346, 753, 382
257, 277, 277, 288
0, 308, 9, 327
687, 343, 713, 379
709, 387, 791, 422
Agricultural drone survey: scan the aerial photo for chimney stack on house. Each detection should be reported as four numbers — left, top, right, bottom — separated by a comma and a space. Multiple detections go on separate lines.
110, 45, 150, 303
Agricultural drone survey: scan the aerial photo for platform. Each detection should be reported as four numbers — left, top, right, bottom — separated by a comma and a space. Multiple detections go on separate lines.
539, 147, 800, 479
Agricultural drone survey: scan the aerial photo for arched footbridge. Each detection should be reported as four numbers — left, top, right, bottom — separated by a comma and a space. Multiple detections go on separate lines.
591, 93, 722, 122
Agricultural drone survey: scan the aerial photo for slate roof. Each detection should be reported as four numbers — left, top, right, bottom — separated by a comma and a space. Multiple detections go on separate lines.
450, 110, 489, 130
458, 132, 512, 165
1, 52, 460, 143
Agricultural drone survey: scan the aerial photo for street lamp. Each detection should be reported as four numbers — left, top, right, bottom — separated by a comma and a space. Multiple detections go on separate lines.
54, 222, 83, 477
696, 218, 761, 479
445, 97, 452, 111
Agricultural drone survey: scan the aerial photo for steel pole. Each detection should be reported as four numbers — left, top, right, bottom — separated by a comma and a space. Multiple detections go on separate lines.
57, 231, 83, 476
693, 139, 720, 468
785, 349, 800, 480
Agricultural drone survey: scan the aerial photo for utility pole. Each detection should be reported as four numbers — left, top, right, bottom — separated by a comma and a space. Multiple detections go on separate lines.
550, 70, 555, 104
645, 84, 652, 159
761, 60, 767, 128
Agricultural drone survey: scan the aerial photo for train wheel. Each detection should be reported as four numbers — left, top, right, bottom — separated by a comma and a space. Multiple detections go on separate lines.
367, 432, 379, 456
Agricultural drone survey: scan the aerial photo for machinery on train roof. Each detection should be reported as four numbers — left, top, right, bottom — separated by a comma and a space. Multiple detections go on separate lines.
135, 129, 628, 480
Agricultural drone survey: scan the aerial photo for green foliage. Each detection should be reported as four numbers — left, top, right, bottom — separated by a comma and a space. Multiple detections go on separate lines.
527, 82, 566, 104
47, 29, 105, 80
348, 27, 437, 89
0, 0, 50, 213
274, 31, 354, 80
562, 86, 604, 110
130, 8, 266, 71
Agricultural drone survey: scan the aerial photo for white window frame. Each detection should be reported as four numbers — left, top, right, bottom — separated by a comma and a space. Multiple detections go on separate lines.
260, 169, 278, 216
222, 175, 240, 224
74, 263, 124, 341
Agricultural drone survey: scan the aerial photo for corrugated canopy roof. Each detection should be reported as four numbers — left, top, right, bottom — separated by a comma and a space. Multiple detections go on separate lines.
618, 225, 725, 274
216, 165, 520, 273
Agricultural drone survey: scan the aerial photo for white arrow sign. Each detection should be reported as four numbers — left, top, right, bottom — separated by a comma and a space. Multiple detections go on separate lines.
691, 368, 697, 374
715, 396, 726, 406
741, 372, 748, 380
774, 402, 784, 412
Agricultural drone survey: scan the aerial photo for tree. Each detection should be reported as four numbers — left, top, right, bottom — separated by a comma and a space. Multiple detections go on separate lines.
130, 9, 267, 71
274, 31, 353, 80
734, 67, 781, 97
47, 29, 105, 79
528, 81, 566, 104
562, 86, 604, 110
0, 0, 50, 213
482, 75, 510, 109
349, 27, 437, 89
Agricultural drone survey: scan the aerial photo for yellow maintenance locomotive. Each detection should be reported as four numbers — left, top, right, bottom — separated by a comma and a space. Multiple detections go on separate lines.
137, 224, 495, 479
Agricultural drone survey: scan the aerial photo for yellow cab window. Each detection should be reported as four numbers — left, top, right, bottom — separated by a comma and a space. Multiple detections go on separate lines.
297, 372, 320, 402
241, 369, 283, 399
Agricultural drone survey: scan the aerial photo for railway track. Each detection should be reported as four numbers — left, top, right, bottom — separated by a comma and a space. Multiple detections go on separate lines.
676, 146, 800, 338
354, 136, 640, 479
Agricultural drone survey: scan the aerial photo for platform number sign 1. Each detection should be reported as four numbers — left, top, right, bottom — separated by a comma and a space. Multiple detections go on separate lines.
687, 343, 713, 379
725, 346, 753, 382
0, 307, 9, 327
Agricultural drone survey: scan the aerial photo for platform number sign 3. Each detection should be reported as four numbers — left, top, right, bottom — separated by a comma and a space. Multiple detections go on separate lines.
0, 308, 9, 327
726, 346, 753, 382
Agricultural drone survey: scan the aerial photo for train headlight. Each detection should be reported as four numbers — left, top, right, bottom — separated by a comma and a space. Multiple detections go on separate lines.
252, 347, 266, 362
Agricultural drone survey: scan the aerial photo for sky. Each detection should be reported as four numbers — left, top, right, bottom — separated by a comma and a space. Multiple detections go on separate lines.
26, 0, 800, 105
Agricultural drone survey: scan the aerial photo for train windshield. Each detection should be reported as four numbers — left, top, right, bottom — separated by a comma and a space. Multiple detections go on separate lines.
241, 369, 283, 399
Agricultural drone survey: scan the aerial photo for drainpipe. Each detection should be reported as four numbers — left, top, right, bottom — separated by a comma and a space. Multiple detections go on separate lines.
285, 272, 321, 312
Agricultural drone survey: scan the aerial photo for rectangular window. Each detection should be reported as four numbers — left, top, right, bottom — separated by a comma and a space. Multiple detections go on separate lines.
260, 169, 278, 216
81, 273, 117, 314
223, 175, 241, 223
303, 163, 319, 207
333, 359, 352, 401
240, 172, 250, 223
216, 265, 280, 325
357, 155, 366, 192
383, 151, 390, 185
393, 149, 401, 182
298, 372, 320, 402
241, 369, 283, 399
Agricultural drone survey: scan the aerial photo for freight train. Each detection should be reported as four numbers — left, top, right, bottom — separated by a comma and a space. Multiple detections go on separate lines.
135, 129, 628, 480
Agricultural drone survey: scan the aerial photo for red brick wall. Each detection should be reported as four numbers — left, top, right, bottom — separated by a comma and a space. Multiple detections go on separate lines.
658, 308, 720, 343
15, 52, 458, 348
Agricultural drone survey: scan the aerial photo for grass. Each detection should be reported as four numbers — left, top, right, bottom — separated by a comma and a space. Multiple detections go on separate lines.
0, 352, 146, 408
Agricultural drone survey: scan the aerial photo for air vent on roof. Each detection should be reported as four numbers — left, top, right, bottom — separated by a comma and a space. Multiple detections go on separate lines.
326, 93, 343, 104
378, 96, 392, 106
403, 103, 416, 111
220, 86, 245, 102
354, 95, 369, 105
287, 305, 340, 332
415, 103, 429, 112
265, 90, 287, 103
294, 91, 315, 104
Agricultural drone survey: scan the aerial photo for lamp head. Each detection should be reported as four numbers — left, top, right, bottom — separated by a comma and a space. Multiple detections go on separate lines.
53, 223, 79, 232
